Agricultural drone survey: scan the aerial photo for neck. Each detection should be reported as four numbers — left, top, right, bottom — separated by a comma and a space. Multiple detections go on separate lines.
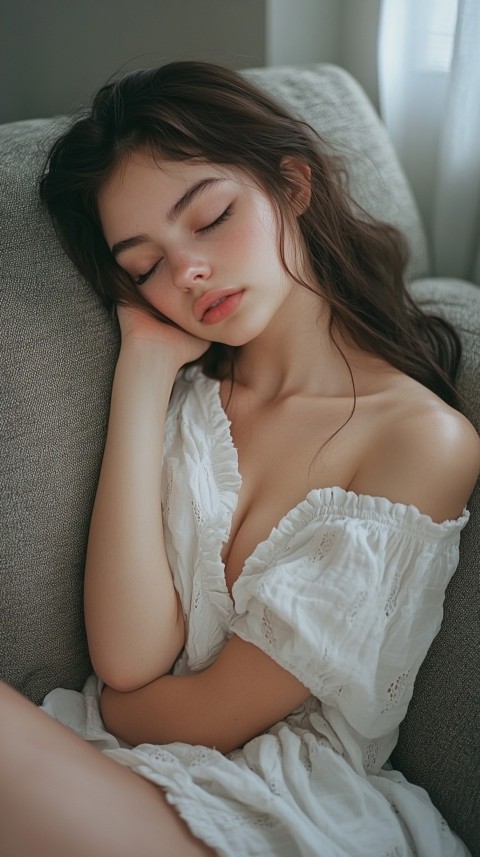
233, 284, 359, 402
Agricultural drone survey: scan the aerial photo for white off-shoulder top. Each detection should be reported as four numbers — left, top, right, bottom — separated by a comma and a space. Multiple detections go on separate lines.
43, 366, 471, 857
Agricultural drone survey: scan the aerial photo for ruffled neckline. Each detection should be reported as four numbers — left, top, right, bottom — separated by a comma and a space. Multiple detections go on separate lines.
182, 366, 469, 609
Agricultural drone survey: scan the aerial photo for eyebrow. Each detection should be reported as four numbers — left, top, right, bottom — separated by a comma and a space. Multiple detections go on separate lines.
167, 176, 224, 223
111, 177, 224, 259
111, 234, 151, 259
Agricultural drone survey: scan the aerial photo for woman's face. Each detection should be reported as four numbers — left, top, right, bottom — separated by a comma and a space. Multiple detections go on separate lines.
98, 152, 302, 346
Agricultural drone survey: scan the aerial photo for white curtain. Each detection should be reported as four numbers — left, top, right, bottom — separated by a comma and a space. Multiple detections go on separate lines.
378, 0, 480, 285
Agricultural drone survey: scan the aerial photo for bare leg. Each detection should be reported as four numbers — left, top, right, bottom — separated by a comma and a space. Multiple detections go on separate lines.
0, 681, 215, 857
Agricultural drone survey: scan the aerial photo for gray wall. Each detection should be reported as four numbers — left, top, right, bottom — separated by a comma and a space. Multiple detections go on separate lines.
266, 0, 381, 107
0, 0, 381, 124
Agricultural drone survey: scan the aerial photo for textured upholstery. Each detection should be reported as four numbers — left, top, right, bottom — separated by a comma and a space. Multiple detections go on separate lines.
393, 278, 480, 856
1, 119, 119, 700
0, 65, 478, 854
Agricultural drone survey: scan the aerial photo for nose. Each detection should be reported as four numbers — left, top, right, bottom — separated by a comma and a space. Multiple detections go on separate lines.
171, 254, 211, 291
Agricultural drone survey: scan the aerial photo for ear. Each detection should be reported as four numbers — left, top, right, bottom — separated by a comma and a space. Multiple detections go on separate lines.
280, 156, 312, 215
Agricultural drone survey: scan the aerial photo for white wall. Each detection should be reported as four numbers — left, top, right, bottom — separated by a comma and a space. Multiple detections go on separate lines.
0, 0, 381, 124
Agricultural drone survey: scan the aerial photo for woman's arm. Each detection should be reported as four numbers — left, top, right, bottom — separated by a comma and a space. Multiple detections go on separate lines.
100, 634, 311, 754
84, 307, 210, 692
99, 401, 479, 751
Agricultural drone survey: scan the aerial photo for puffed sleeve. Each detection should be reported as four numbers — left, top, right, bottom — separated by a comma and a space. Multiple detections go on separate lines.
230, 488, 468, 740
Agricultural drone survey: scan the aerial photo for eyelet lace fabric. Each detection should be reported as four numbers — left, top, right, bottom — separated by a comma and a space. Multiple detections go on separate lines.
382, 673, 410, 713
42, 367, 471, 857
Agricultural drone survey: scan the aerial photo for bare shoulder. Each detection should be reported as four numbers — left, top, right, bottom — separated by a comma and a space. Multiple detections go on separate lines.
350, 379, 480, 523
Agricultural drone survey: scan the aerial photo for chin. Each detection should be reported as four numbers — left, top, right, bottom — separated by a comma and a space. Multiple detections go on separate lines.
218, 318, 273, 348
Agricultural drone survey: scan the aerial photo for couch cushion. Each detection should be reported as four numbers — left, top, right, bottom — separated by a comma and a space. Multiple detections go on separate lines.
393, 278, 480, 856
1, 118, 120, 702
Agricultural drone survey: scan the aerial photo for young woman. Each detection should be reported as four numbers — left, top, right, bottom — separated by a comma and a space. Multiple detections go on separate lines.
1, 61, 478, 857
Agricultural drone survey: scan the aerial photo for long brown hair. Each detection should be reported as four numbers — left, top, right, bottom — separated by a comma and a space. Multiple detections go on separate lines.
40, 60, 463, 408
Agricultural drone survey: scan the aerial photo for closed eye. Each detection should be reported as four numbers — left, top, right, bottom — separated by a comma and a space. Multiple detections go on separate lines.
198, 204, 233, 234
135, 260, 162, 286
133, 204, 233, 285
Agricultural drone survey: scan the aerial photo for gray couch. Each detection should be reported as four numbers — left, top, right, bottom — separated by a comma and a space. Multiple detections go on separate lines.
1, 64, 479, 854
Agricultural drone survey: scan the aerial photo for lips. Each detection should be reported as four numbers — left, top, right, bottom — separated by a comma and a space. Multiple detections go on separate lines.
194, 288, 243, 321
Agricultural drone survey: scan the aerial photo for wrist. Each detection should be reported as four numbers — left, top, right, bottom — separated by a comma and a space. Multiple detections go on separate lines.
118, 338, 184, 378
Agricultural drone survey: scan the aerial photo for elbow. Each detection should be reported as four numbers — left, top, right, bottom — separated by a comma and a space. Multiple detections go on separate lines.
89, 621, 185, 692
99, 672, 145, 694
87, 608, 185, 693
92, 657, 172, 693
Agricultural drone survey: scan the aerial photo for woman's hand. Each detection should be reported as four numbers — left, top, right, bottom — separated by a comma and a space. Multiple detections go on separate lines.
117, 303, 211, 370
86, 301, 207, 688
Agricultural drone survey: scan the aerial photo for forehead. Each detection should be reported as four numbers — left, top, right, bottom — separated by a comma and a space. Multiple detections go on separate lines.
100, 153, 238, 206
98, 153, 240, 233
97, 152, 261, 245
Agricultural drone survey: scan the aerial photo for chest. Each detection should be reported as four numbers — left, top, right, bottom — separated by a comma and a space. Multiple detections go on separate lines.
220, 391, 370, 595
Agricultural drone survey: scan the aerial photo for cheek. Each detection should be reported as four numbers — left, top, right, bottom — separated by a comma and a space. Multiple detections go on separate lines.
255, 210, 285, 266
232, 216, 282, 268
140, 279, 176, 319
